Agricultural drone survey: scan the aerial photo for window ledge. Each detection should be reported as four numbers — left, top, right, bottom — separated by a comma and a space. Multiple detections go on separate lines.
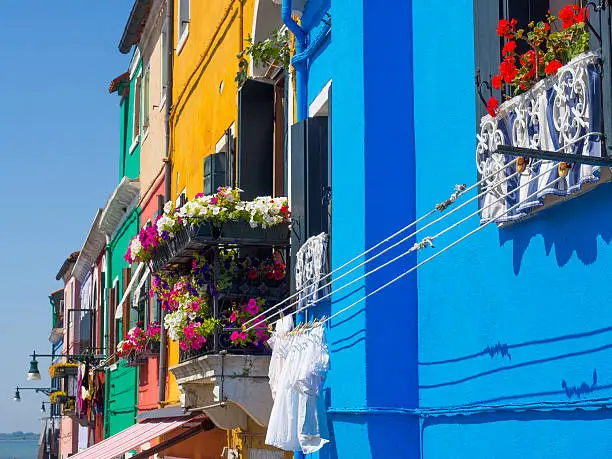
129, 137, 140, 155
176, 27, 189, 55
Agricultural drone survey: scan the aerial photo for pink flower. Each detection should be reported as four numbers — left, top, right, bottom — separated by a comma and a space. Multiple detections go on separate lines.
195, 193, 204, 199
179, 341, 189, 351
210, 197, 218, 205
244, 298, 259, 315
229, 311, 237, 322
230, 331, 241, 342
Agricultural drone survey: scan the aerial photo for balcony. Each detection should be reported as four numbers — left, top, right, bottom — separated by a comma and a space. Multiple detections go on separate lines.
156, 222, 289, 429
477, 52, 605, 224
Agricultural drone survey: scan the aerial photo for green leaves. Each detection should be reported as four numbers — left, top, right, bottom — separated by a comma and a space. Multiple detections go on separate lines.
236, 28, 291, 87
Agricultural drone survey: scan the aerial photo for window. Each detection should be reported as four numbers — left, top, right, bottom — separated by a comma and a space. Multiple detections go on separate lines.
161, 23, 169, 105
142, 64, 150, 135
132, 72, 142, 150
177, 0, 190, 54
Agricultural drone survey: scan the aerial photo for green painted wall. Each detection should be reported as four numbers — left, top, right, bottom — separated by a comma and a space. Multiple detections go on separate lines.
118, 58, 142, 181
104, 55, 143, 438
104, 210, 140, 438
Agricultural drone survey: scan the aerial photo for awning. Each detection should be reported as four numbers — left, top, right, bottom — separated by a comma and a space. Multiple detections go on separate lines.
69, 416, 202, 459
115, 262, 145, 319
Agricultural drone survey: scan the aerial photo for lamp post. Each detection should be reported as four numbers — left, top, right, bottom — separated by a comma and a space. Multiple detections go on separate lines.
13, 386, 55, 401
27, 351, 105, 381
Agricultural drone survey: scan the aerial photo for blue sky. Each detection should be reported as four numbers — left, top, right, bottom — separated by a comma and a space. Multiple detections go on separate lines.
0, 2, 131, 432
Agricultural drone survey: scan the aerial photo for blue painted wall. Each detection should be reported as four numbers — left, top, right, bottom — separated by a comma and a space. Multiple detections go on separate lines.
297, 0, 419, 457
413, 0, 612, 458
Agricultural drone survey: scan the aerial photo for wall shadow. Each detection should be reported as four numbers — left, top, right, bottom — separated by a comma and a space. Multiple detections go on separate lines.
498, 181, 612, 274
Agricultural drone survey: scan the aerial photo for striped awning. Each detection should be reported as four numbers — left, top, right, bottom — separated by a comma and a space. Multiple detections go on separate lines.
69, 416, 196, 459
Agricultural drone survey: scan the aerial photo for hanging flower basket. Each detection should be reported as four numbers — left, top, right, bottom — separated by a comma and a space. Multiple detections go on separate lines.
49, 391, 68, 404
49, 363, 79, 378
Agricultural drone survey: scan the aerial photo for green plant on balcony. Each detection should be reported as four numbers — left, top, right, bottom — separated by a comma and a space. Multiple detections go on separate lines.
236, 28, 291, 86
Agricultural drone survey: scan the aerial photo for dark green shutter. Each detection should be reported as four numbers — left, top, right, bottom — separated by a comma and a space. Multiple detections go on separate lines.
474, 0, 502, 122
290, 116, 330, 269
238, 79, 274, 200
204, 153, 227, 195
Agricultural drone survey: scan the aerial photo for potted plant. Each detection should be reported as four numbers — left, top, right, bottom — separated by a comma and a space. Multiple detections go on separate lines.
49, 363, 79, 378
49, 391, 68, 404
486, 4, 590, 116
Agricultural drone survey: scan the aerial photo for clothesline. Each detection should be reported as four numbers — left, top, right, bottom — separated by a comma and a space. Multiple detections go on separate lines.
246, 159, 555, 332
291, 168, 569, 329
249, 131, 601, 330
243, 156, 519, 330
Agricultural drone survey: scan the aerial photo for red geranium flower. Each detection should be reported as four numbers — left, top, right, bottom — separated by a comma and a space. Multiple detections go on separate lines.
545, 59, 563, 75
496, 18, 517, 38
502, 40, 517, 55
559, 4, 585, 29
487, 97, 499, 117
491, 75, 502, 90
499, 56, 518, 83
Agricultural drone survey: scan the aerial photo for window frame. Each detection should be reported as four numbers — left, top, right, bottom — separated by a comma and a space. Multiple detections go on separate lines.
177, 0, 190, 55
130, 69, 142, 154
142, 63, 151, 140
160, 20, 169, 109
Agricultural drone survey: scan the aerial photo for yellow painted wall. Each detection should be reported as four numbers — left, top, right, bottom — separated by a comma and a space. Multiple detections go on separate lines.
166, 0, 255, 406
230, 418, 293, 459
170, 0, 255, 198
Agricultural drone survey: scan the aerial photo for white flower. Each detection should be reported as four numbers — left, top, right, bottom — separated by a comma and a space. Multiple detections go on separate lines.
163, 200, 175, 214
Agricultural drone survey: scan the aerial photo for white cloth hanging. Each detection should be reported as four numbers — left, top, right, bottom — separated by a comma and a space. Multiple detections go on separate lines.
265, 319, 329, 453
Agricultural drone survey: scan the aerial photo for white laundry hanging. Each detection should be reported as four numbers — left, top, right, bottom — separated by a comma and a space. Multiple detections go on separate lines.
265, 318, 330, 453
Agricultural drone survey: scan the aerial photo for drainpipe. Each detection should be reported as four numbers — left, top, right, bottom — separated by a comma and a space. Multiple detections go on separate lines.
104, 236, 112, 356
159, 0, 174, 406
283, 11, 306, 459
282, 0, 307, 121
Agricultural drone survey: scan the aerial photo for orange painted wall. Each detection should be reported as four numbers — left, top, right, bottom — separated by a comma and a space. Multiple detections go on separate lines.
161, 427, 226, 459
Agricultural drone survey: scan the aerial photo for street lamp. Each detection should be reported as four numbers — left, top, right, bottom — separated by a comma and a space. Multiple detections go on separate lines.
27, 354, 41, 381
41, 401, 51, 413
13, 386, 55, 403
26, 351, 105, 381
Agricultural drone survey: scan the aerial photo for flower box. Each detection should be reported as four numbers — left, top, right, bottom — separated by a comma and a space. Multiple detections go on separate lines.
49, 364, 78, 378
477, 52, 603, 224
220, 221, 290, 245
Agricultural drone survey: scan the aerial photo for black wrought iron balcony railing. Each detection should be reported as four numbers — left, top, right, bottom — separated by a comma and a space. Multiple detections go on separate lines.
150, 220, 291, 363
178, 277, 289, 362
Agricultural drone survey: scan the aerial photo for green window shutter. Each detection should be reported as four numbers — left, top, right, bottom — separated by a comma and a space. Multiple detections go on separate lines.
474, 0, 502, 122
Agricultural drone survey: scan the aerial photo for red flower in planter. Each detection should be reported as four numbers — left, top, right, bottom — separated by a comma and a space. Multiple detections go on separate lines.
487, 97, 499, 117
499, 56, 518, 83
502, 40, 517, 55
492, 75, 502, 90
496, 18, 517, 38
545, 59, 563, 75
559, 4, 586, 29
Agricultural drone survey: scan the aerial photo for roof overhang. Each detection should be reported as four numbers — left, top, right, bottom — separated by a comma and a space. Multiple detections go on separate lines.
99, 178, 140, 236
71, 210, 105, 284
119, 0, 153, 54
